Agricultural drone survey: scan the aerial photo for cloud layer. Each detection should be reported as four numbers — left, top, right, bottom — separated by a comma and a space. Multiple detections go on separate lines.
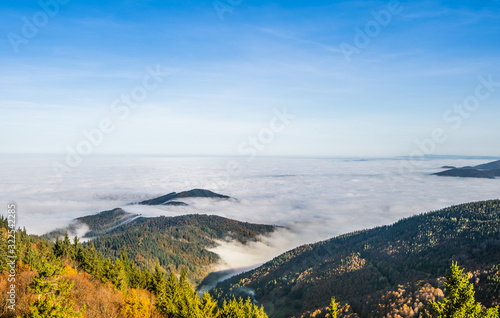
1, 155, 499, 270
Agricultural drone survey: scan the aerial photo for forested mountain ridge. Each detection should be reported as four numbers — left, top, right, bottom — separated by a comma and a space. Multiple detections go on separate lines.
47, 210, 277, 283
42, 188, 275, 283
76, 208, 139, 233
91, 214, 277, 282
212, 200, 500, 318
133, 188, 232, 206
45, 188, 234, 239
44, 208, 140, 240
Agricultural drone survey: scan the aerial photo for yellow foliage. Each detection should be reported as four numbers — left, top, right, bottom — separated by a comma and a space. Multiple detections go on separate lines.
121, 289, 151, 318
64, 264, 78, 276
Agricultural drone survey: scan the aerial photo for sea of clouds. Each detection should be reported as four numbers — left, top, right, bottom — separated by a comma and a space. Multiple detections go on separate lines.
1, 155, 499, 271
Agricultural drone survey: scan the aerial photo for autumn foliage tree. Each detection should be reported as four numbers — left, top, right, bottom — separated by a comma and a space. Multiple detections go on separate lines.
329, 297, 339, 318
121, 289, 151, 318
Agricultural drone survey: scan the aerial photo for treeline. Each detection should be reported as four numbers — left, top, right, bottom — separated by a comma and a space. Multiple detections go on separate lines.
0, 217, 267, 317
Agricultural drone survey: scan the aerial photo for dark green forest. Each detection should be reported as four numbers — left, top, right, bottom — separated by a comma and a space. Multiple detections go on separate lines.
212, 200, 500, 317
46, 213, 277, 283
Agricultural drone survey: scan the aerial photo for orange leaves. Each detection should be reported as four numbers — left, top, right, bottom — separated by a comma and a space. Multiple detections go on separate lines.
64, 264, 78, 276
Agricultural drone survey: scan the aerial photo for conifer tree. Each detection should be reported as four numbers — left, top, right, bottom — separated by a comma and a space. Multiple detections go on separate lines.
220, 297, 268, 318
102, 257, 114, 282
152, 263, 166, 294
426, 262, 499, 318
0, 227, 9, 271
62, 232, 72, 258
113, 258, 129, 293
27, 259, 85, 318
201, 292, 219, 318
53, 237, 63, 257
23, 241, 39, 269
72, 236, 82, 257
156, 272, 181, 316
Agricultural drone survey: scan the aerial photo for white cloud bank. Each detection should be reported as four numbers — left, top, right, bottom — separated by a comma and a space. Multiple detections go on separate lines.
1, 155, 499, 271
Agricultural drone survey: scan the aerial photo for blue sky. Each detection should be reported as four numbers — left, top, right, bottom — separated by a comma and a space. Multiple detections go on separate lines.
1, 0, 500, 157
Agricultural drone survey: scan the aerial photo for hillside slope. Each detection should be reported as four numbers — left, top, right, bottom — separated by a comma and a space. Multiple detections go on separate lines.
44, 208, 140, 240
212, 200, 500, 318
71, 212, 276, 283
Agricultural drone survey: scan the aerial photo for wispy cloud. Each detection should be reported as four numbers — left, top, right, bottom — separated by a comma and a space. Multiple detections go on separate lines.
243, 24, 342, 53
1, 1, 500, 156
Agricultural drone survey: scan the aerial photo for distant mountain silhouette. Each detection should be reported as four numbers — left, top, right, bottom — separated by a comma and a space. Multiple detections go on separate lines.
134, 189, 231, 206
45, 189, 233, 240
475, 160, 500, 170
441, 165, 456, 169
434, 160, 500, 179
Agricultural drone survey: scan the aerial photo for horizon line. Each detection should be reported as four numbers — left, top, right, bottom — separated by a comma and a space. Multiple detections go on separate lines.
0, 153, 499, 160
